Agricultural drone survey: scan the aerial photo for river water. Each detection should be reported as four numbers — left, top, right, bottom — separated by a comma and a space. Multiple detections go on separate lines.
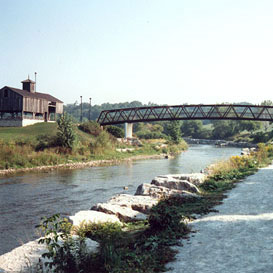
0, 145, 241, 255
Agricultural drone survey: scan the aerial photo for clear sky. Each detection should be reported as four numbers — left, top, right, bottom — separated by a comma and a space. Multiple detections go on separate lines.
1, 0, 273, 106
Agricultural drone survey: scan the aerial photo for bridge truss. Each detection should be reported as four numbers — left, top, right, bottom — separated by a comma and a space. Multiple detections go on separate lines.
97, 104, 273, 125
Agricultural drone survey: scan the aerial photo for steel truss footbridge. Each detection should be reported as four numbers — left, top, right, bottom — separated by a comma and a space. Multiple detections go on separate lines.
97, 104, 273, 126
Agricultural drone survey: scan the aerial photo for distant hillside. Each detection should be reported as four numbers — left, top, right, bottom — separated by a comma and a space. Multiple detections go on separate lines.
64, 101, 158, 121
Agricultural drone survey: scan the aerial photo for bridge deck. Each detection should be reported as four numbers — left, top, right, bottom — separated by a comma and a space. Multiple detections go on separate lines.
97, 104, 273, 125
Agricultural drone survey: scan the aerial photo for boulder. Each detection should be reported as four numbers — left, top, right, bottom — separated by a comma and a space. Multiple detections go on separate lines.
154, 173, 206, 185
91, 203, 147, 222
108, 194, 158, 214
135, 183, 200, 199
69, 210, 122, 226
151, 178, 200, 194
0, 236, 98, 273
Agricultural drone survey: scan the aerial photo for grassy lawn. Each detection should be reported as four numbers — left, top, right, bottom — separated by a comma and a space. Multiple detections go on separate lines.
0, 123, 58, 143
0, 122, 94, 144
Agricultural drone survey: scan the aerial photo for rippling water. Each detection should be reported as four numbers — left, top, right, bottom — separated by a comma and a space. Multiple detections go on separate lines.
0, 145, 241, 255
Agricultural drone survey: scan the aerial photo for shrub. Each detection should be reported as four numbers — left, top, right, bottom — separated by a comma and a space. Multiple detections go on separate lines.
148, 197, 189, 233
136, 131, 166, 139
89, 131, 114, 154
106, 125, 124, 138
73, 221, 123, 242
79, 121, 102, 137
36, 214, 92, 272
35, 134, 58, 151
57, 114, 77, 149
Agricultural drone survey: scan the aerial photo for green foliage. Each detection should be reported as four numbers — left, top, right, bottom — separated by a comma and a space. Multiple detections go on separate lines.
165, 121, 182, 144
64, 101, 151, 121
36, 214, 92, 273
135, 122, 166, 140
78, 121, 102, 137
106, 125, 125, 138
136, 131, 166, 139
89, 130, 114, 154
181, 120, 203, 138
57, 114, 77, 149
212, 120, 240, 139
35, 134, 58, 151
74, 221, 123, 242
148, 197, 189, 233
252, 131, 270, 143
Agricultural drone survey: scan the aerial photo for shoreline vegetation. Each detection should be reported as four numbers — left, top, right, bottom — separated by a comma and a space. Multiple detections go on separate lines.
0, 153, 167, 176
0, 120, 188, 176
27, 143, 273, 273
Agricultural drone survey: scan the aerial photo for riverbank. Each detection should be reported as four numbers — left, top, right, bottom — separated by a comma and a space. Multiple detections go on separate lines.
0, 153, 167, 176
184, 137, 257, 148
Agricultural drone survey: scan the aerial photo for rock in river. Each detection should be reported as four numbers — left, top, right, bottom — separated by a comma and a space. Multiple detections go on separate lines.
69, 210, 122, 226
155, 173, 206, 185
108, 194, 158, 214
151, 177, 200, 193
91, 203, 147, 222
135, 183, 200, 199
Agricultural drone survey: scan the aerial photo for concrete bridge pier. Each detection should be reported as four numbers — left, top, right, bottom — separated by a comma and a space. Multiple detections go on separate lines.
124, 122, 133, 138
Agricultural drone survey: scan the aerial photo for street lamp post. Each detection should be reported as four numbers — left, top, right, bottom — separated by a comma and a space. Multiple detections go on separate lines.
89, 98, 92, 121
80, 96, 83, 123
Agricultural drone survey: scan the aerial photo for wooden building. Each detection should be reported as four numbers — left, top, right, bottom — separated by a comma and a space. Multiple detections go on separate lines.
0, 78, 63, 127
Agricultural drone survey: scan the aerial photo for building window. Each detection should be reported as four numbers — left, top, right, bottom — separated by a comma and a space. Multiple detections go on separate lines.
4, 90, 8, 98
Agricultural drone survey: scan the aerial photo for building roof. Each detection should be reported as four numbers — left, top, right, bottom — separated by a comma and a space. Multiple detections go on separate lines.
21, 79, 35, 83
3, 86, 63, 103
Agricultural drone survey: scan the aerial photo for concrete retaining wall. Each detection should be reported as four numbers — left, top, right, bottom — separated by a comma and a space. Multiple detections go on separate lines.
0, 119, 47, 127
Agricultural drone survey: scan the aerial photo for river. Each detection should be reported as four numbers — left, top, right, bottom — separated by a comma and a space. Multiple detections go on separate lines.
0, 145, 241, 255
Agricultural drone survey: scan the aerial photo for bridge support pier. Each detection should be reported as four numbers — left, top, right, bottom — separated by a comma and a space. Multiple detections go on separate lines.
124, 123, 133, 138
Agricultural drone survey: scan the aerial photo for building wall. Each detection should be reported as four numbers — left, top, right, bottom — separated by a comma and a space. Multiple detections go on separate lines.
23, 97, 48, 113
56, 102, 63, 114
0, 88, 23, 111
22, 119, 46, 127
0, 119, 54, 127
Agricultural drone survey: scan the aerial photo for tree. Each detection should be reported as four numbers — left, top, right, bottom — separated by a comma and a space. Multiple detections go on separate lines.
212, 120, 240, 139
239, 120, 262, 135
181, 120, 203, 138
166, 121, 181, 144
57, 114, 77, 149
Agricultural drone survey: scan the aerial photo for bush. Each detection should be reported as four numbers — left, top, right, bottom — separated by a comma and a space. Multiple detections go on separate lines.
148, 197, 188, 233
35, 134, 58, 151
73, 221, 123, 242
106, 125, 124, 138
79, 121, 102, 137
89, 131, 114, 154
136, 131, 166, 139
57, 114, 77, 149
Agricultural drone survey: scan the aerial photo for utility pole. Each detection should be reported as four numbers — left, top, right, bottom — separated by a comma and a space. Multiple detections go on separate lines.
89, 98, 92, 121
80, 96, 83, 123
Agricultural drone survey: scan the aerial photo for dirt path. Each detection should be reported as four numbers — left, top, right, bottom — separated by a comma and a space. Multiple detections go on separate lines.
167, 165, 273, 273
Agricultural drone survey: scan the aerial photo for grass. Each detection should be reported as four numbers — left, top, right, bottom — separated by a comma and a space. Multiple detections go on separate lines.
0, 123, 58, 143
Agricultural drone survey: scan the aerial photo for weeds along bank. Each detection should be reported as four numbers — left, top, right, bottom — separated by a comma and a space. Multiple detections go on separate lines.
0, 118, 187, 173
1, 143, 272, 273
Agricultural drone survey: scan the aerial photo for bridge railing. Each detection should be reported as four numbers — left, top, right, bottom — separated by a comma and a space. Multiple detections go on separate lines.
97, 104, 273, 125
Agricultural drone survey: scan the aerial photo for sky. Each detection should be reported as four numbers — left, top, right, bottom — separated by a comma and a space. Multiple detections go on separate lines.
1, 0, 273, 106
